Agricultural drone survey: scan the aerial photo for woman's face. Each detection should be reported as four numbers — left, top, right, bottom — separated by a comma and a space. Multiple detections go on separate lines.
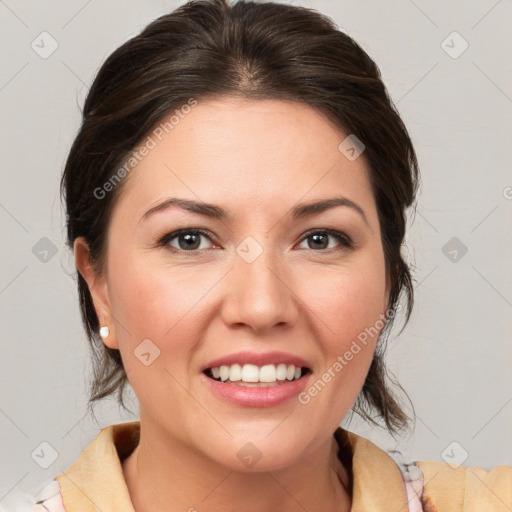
82, 96, 389, 471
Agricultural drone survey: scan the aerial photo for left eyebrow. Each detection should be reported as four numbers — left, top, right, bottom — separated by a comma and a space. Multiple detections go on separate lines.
291, 197, 369, 227
140, 196, 369, 227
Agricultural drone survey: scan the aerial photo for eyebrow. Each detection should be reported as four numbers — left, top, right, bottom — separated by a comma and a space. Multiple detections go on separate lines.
140, 196, 369, 226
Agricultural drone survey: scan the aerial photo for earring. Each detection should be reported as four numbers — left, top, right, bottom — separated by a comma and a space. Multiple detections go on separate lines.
99, 326, 110, 339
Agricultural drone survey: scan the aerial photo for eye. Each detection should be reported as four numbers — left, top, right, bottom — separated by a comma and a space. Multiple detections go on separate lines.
159, 229, 216, 252
297, 229, 353, 251
158, 228, 354, 253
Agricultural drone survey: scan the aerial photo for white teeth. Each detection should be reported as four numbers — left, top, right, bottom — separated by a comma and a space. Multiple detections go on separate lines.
242, 364, 259, 382
229, 363, 242, 381
259, 364, 276, 383
276, 363, 287, 380
208, 363, 305, 383
219, 366, 230, 382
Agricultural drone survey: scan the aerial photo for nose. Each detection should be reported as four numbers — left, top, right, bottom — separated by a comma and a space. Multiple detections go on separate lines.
220, 245, 299, 333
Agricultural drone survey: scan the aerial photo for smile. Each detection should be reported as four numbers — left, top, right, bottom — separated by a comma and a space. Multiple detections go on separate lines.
201, 366, 312, 408
204, 363, 310, 385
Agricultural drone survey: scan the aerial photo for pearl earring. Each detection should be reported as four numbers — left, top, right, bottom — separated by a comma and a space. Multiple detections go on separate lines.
99, 326, 110, 339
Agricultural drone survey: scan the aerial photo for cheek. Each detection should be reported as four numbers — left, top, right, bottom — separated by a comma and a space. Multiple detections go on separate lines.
297, 253, 387, 397
105, 255, 205, 410
106, 247, 231, 380
301, 256, 387, 346
284, 257, 387, 434
106, 246, 204, 352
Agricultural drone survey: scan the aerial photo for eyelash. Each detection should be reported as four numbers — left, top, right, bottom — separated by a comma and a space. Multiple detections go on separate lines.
157, 228, 354, 254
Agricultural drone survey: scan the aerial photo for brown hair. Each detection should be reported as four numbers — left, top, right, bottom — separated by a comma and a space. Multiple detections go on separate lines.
61, 0, 419, 435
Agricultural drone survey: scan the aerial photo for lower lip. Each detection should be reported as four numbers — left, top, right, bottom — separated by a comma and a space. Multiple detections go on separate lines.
201, 372, 311, 408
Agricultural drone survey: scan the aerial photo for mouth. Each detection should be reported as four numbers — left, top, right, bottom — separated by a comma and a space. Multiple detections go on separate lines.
203, 364, 312, 387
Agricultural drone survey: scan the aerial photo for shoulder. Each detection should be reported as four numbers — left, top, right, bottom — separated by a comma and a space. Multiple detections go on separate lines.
416, 460, 512, 511
3, 480, 66, 512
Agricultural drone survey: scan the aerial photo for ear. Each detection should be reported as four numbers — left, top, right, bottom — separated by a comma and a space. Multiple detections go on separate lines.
74, 237, 118, 349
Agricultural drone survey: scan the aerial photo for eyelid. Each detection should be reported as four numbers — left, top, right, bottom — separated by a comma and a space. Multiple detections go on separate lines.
298, 228, 354, 250
158, 227, 354, 253
157, 228, 217, 249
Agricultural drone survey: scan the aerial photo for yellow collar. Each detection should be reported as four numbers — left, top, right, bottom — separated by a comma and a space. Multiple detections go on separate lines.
56, 421, 410, 511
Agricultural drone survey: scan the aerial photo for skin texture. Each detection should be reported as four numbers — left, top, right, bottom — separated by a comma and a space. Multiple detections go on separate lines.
75, 96, 390, 512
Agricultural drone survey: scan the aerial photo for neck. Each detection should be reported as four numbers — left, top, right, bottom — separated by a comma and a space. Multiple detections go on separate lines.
122, 419, 351, 512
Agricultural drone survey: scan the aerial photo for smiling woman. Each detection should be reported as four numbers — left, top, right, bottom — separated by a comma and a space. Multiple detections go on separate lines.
25, 0, 512, 511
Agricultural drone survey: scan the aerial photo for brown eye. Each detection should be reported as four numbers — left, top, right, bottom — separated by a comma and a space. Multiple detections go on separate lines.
298, 230, 353, 251
159, 229, 215, 252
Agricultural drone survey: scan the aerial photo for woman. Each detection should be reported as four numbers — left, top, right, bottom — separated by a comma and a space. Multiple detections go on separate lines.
26, 0, 511, 510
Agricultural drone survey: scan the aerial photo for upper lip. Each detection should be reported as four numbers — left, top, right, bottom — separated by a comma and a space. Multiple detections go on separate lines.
201, 351, 312, 372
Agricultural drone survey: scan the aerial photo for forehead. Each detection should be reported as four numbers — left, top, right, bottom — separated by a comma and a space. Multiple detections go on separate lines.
113, 96, 377, 226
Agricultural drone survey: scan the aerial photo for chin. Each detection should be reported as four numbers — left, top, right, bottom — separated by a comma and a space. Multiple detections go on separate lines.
202, 431, 310, 473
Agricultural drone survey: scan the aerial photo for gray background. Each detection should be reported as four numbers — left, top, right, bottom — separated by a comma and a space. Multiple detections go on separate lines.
1, 0, 511, 508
